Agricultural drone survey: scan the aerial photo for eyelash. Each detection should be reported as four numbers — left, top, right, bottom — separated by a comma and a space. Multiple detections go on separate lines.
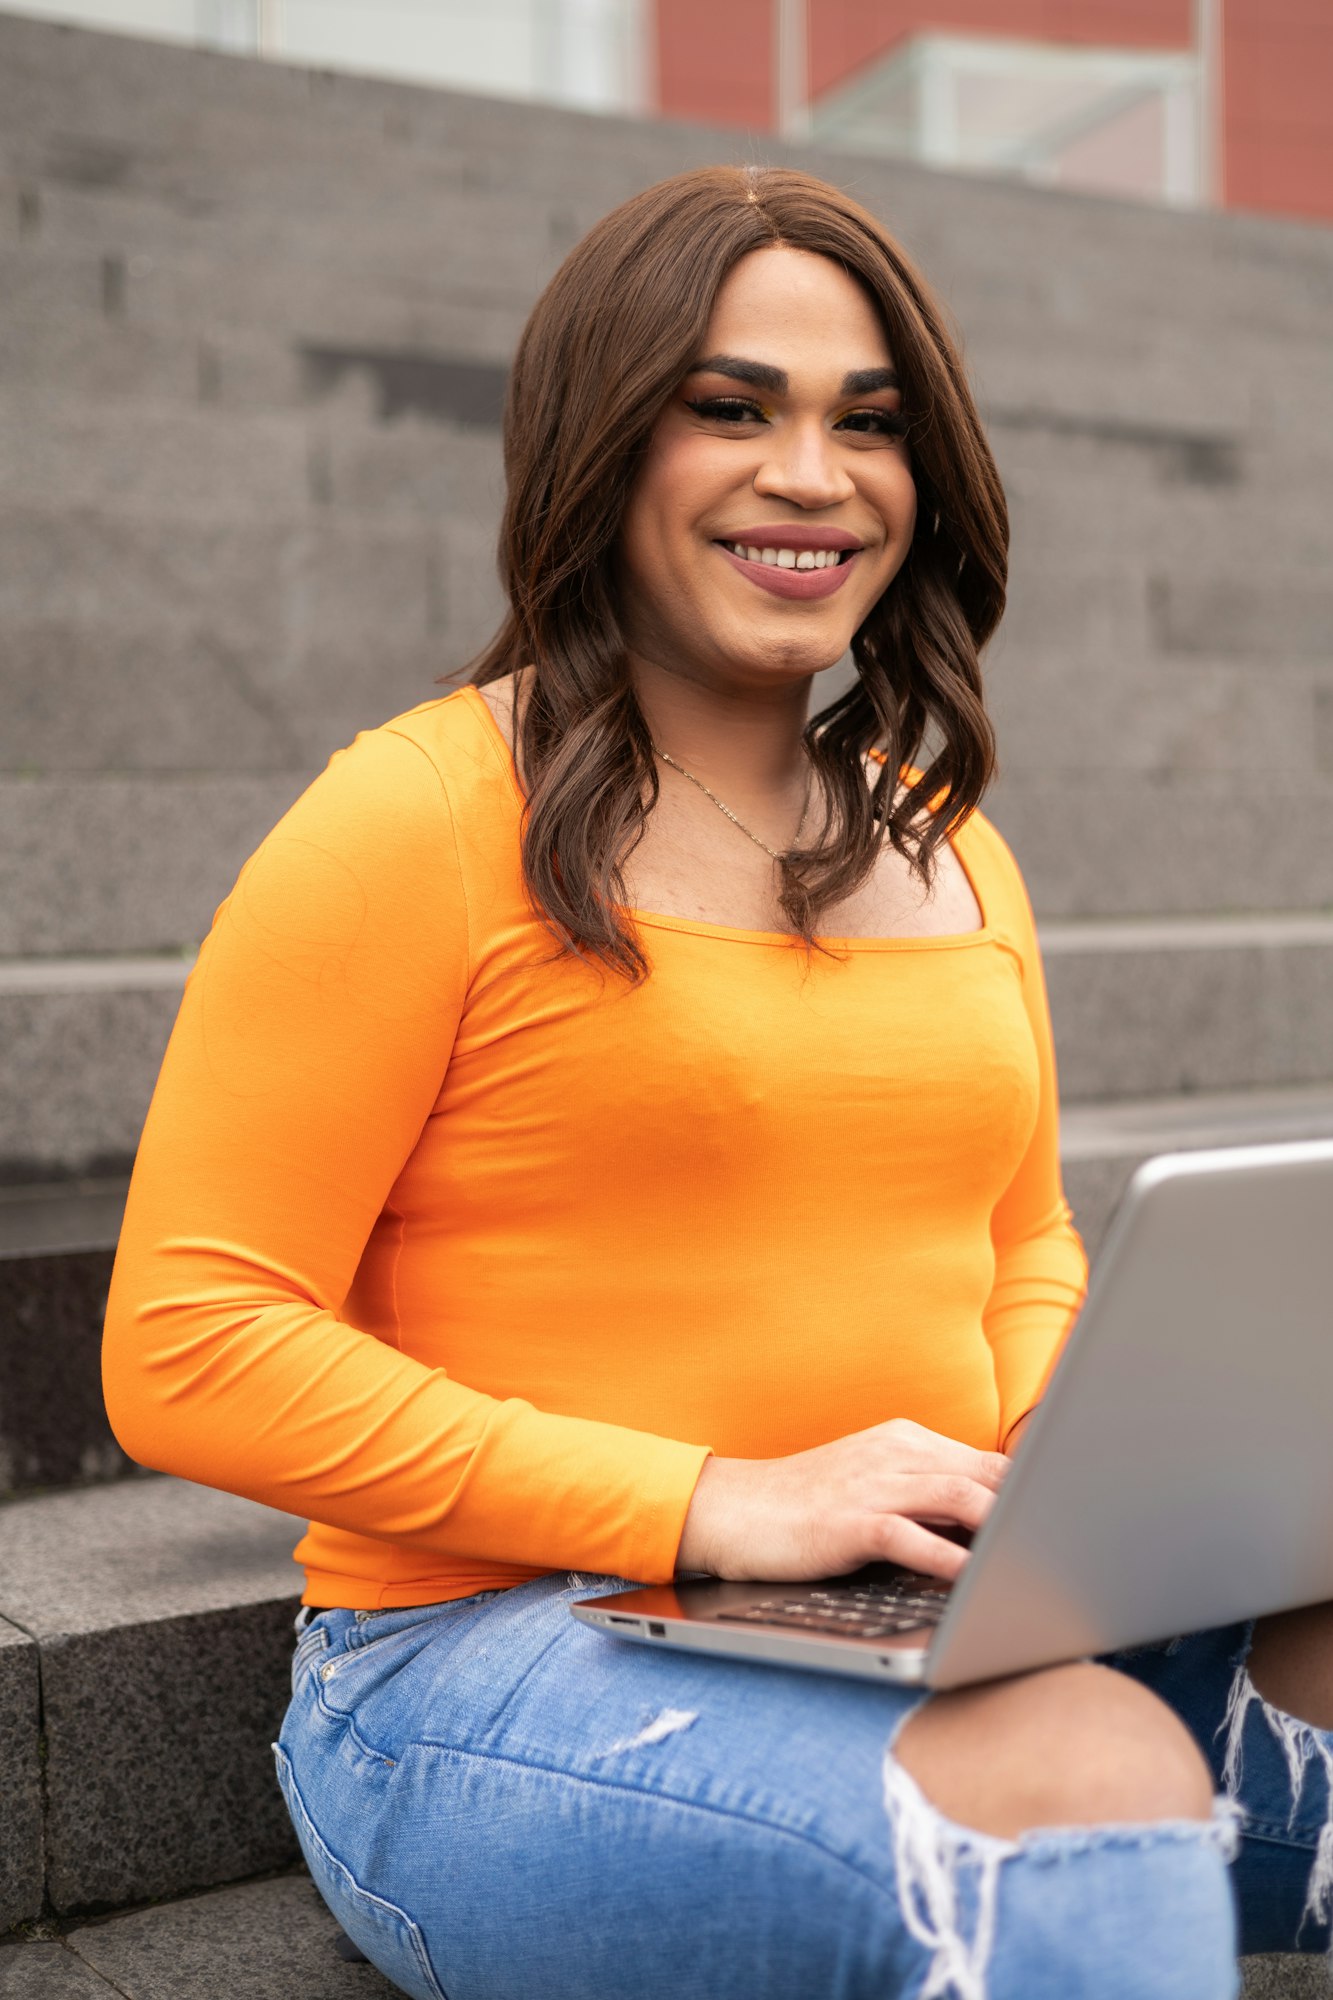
685, 395, 909, 438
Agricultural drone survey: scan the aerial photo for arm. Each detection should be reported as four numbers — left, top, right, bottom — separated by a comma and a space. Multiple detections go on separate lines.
978, 822, 1089, 1452
102, 724, 710, 1583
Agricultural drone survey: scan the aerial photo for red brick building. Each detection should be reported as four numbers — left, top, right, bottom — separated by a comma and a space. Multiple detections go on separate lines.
654, 1, 1333, 226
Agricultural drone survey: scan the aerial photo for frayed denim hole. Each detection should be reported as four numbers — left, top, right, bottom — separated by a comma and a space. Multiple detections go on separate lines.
1216, 1637, 1333, 1948
1016, 1796, 1243, 1868
882, 1704, 1243, 2000
564, 1572, 638, 1596
882, 1699, 1016, 2000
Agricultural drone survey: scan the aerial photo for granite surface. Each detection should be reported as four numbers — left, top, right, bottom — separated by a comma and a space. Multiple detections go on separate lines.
42, 1605, 301, 1912
0, 1478, 304, 1914
0, 1618, 42, 1932
64, 1871, 400, 1999
1240, 1956, 1333, 1998
0, 1248, 130, 1494
0, 1474, 301, 1639
0, 1941, 119, 1997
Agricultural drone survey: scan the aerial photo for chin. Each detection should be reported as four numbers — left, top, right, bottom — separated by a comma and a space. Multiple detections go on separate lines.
748, 624, 857, 679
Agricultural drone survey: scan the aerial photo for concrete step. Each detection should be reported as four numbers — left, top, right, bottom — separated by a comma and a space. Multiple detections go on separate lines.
1, 1868, 398, 1995
987, 648, 1333, 787
989, 778, 1333, 920
0, 495, 497, 774
0, 1618, 41, 1943
0, 1477, 302, 1928
0, 957, 191, 1180
0, 1180, 133, 1497
7, 908, 1333, 1177
1041, 912, 1333, 1103
0, 1249, 126, 1497
0, 1869, 1321, 1999
0, 776, 309, 961
0, 1179, 135, 1497
7, 755, 1333, 967
1061, 1081, 1333, 1260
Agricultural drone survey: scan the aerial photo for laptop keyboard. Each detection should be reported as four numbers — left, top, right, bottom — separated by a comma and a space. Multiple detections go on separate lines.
713, 1574, 951, 1641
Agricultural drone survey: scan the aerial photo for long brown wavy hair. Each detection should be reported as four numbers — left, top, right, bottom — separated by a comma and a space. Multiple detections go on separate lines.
459, 164, 1006, 980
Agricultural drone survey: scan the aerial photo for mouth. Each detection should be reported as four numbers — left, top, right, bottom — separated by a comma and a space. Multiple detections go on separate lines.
720, 540, 855, 571
713, 534, 863, 601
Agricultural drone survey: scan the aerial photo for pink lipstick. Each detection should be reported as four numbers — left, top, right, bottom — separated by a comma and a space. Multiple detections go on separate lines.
716, 545, 858, 600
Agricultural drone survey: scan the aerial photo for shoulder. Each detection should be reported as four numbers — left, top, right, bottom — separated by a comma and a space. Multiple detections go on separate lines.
951, 805, 1043, 969
295, 686, 524, 844
374, 686, 518, 797
952, 802, 1027, 897
229, 690, 516, 908
874, 756, 1034, 915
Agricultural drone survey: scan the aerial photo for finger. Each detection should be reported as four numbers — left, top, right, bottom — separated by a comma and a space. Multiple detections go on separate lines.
872, 1514, 972, 1583
969, 1449, 1012, 1491
924, 1442, 1011, 1492
888, 1471, 1000, 1531
869, 1421, 1010, 1491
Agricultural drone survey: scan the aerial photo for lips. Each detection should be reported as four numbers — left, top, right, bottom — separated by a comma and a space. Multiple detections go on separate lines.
721, 524, 864, 553
715, 542, 859, 601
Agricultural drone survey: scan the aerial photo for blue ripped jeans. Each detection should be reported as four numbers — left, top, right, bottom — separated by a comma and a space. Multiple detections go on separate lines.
273, 1574, 1333, 2000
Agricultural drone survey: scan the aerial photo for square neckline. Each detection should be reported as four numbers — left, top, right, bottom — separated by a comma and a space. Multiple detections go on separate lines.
460, 683, 995, 953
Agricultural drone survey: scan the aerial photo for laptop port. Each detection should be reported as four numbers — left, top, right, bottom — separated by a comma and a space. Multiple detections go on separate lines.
648, 1621, 666, 1637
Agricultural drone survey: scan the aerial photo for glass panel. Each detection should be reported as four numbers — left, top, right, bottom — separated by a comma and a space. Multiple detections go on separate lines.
1, 0, 202, 42
0, 0, 649, 110
812, 31, 1201, 209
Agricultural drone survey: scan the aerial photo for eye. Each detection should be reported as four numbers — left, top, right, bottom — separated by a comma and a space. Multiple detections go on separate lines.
838, 408, 910, 438
684, 396, 766, 424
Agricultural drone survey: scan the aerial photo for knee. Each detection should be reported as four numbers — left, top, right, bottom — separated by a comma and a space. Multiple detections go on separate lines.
894, 1661, 1215, 1840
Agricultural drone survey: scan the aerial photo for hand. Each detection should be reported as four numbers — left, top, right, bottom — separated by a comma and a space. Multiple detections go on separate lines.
675, 1418, 1011, 1585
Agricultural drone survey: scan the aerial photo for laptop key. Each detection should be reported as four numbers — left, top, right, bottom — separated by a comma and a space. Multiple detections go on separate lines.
714, 1609, 933, 1639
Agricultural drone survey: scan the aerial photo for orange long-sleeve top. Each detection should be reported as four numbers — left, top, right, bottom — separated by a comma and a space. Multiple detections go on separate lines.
102, 685, 1088, 1609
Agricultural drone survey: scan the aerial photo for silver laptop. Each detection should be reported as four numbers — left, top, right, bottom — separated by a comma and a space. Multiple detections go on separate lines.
572, 1138, 1333, 1691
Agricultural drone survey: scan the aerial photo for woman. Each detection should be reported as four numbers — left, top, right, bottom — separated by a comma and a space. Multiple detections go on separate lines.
103, 166, 1333, 1999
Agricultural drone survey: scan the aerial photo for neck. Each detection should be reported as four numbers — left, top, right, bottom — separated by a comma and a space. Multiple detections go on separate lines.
627, 653, 812, 796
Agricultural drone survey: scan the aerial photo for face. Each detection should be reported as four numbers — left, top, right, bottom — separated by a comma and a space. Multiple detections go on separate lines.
617, 243, 917, 694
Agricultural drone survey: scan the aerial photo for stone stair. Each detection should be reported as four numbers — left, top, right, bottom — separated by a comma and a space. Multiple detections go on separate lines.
0, 1870, 399, 1997
2, 8, 1331, 1994
0, 1478, 301, 1925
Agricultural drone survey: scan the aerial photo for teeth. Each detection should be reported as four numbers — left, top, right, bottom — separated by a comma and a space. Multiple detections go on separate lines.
727, 544, 848, 569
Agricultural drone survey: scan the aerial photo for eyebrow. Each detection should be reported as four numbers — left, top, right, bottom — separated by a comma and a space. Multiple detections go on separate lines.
690, 354, 901, 396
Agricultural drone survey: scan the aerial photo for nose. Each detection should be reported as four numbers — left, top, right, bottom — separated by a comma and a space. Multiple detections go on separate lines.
752, 416, 856, 511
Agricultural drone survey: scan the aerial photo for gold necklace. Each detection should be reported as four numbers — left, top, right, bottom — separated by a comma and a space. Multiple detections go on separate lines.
653, 746, 813, 862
